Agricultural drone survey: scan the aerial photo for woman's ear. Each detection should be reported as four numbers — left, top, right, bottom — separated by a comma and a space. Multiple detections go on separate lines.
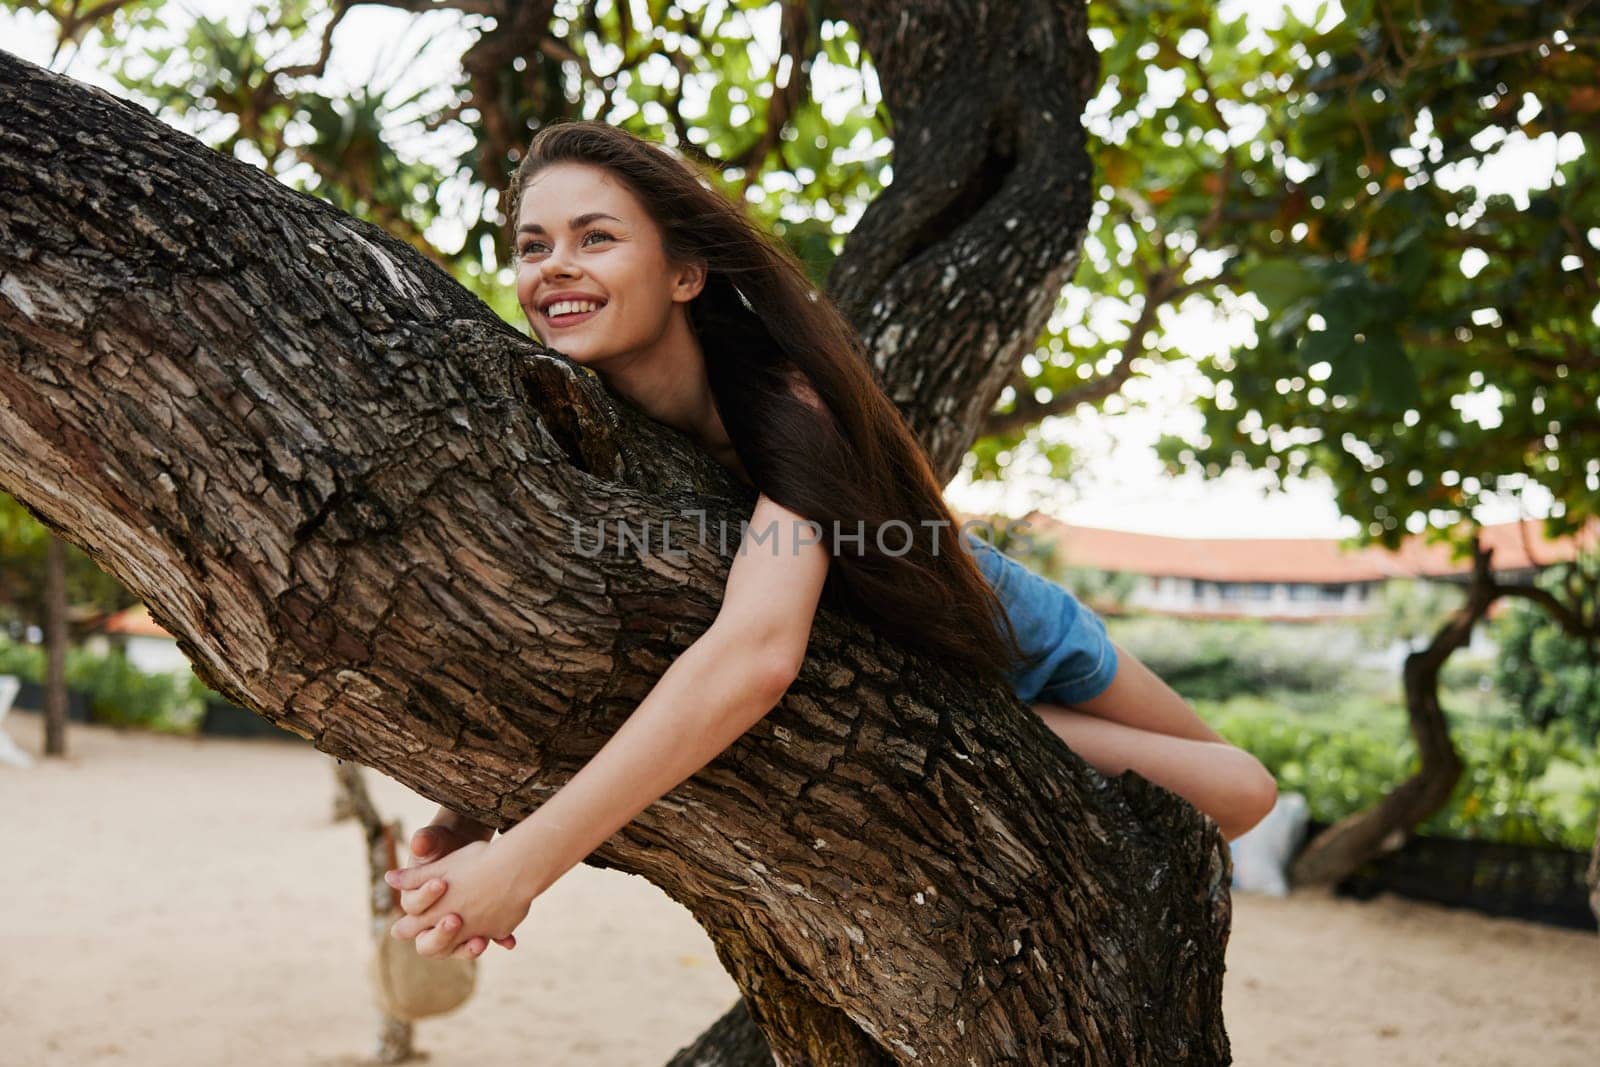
671, 258, 707, 303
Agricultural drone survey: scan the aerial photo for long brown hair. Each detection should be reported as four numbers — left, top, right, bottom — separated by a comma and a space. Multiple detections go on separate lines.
507, 120, 1038, 688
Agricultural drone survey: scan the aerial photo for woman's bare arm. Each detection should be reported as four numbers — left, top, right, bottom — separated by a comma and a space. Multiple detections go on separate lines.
489, 491, 831, 900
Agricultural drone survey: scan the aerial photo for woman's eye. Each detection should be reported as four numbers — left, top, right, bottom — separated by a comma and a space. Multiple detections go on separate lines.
519, 231, 611, 257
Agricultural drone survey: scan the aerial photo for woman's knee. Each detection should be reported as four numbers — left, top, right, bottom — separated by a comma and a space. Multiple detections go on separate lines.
1220, 745, 1278, 837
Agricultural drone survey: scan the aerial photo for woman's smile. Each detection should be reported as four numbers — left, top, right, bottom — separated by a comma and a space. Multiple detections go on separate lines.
543, 303, 606, 329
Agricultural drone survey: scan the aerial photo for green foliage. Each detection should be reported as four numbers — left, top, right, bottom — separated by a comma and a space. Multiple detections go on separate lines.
4, 0, 891, 323
66, 647, 207, 731
0, 493, 138, 632
1436, 651, 1502, 704
0, 635, 43, 678
1131, 0, 1600, 551
968, 0, 1600, 551
1207, 696, 1416, 821
1355, 575, 1466, 652
1489, 566, 1600, 744
1055, 566, 1140, 614
1105, 615, 1378, 701
1205, 692, 1600, 851
0, 634, 207, 733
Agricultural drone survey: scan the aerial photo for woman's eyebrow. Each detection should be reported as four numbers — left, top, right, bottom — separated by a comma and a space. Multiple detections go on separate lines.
517, 211, 623, 235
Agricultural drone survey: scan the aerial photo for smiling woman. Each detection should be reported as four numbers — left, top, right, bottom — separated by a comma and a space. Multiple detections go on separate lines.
499, 120, 1026, 683
381, 120, 1275, 964
379, 119, 1044, 963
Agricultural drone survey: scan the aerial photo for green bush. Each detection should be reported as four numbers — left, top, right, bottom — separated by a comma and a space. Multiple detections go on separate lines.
0, 637, 44, 680
1489, 594, 1600, 746
0, 634, 206, 734
66, 648, 207, 732
1105, 616, 1384, 702
1201, 690, 1600, 852
1438, 651, 1498, 694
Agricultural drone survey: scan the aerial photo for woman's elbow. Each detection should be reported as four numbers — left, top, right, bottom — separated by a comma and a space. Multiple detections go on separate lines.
703, 622, 805, 704
738, 630, 804, 703
758, 645, 804, 701
1226, 750, 1279, 840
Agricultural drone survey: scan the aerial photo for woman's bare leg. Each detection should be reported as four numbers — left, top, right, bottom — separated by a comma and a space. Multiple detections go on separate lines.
1031, 702, 1274, 841
1032, 641, 1277, 841
1071, 640, 1231, 745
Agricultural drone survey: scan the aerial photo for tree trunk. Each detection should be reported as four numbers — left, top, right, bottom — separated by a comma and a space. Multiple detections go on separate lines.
0, 42, 1233, 1066
1290, 538, 1495, 886
827, 0, 1100, 483
333, 759, 421, 1063
43, 533, 68, 756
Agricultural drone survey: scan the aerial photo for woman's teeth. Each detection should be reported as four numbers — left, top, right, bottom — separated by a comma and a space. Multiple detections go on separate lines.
547, 300, 603, 317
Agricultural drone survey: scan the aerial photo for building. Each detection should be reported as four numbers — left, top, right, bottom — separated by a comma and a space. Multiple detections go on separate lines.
1009, 513, 1599, 625
961, 512, 1600, 670
85, 603, 196, 679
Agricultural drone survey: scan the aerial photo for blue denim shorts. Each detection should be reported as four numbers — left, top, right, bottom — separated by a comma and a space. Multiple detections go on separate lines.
962, 532, 1119, 706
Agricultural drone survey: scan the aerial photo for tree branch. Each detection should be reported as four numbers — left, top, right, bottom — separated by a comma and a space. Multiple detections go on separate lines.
0, 47, 1231, 1064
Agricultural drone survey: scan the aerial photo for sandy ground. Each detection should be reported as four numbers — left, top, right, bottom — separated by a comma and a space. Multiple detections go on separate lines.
1, 709, 1594, 1067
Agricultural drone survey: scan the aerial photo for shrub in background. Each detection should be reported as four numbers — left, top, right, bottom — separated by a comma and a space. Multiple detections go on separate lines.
0, 634, 206, 733
1490, 597, 1600, 746
1202, 693, 1598, 852
1105, 616, 1377, 702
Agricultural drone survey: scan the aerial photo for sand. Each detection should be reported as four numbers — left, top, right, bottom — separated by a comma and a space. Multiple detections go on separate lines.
2, 709, 1594, 1066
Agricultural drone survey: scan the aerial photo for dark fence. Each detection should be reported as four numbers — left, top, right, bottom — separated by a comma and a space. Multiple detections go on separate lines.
10, 679, 94, 722
1307, 819, 1599, 932
6, 677, 304, 744
198, 698, 306, 742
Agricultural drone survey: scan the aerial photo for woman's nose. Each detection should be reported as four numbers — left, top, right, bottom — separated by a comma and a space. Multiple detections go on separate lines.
539, 248, 580, 281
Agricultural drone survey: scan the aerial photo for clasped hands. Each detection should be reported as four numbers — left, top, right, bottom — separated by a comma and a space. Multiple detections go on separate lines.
384, 821, 537, 960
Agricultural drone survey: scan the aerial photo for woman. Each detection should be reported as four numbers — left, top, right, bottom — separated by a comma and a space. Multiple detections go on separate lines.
383, 121, 1278, 961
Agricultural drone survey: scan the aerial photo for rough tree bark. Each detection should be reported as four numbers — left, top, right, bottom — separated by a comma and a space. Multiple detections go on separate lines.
826, 0, 1100, 483
0, 32, 1232, 1067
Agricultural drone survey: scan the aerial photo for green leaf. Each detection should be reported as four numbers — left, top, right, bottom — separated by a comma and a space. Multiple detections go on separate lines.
1365, 332, 1422, 411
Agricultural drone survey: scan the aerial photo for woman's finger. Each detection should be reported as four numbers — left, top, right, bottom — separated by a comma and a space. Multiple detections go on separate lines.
492, 934, 516, 950
450, 937, 488, 960
409, 824, 458, 862
390, 903, 450, 942
398, 878, 448, 915
415, 914, 462, 959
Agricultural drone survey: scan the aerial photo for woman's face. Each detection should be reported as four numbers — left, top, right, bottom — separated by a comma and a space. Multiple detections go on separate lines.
513, 161, 703, 369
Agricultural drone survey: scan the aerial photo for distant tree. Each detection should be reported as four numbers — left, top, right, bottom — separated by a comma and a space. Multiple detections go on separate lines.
3, 0, 890, 317
0, 493, 137, 636
1022, 0, 1600, 884
1490, 552, 1600, 745
1, 492, 141, 757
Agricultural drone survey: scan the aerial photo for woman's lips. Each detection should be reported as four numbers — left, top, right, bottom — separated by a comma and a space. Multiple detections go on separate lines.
543, 304, 604, 328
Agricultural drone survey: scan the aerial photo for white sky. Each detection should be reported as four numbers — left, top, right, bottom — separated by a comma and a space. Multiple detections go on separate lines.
0, 0, 1565, 539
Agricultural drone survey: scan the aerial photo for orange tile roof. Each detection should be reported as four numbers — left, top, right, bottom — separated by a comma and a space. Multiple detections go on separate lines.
100, 604, 174, 639
957, 512, 1600, 584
